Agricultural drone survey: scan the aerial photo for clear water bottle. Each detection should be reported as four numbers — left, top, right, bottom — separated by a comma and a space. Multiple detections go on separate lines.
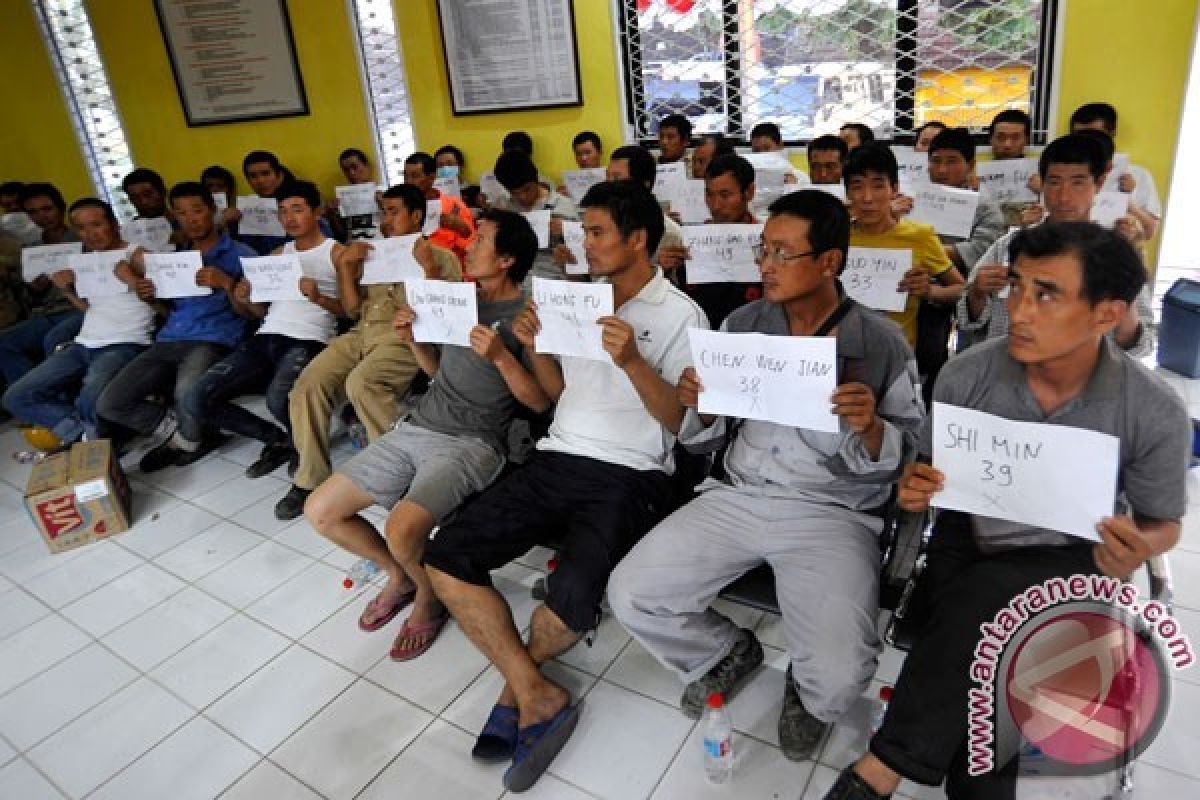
342, 558, 380, 589
702, 691, 733, 784
870, 685, 893, 735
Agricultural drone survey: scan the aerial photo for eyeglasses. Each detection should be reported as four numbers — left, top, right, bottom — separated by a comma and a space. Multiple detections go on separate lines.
751, 244, 818, 264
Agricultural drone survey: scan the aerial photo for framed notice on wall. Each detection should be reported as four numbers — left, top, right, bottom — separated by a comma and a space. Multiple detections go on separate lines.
153, 0, 309, 126
436, 0, 583, 115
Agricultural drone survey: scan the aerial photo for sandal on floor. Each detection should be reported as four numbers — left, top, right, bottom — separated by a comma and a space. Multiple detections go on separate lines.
472, 703, 519, 763
503, 701, 583, 793
388, 612, 449, 661
357, 589, 415, 632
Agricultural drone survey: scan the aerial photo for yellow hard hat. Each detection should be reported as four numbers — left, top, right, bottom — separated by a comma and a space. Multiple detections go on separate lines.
22, 426, 62, 452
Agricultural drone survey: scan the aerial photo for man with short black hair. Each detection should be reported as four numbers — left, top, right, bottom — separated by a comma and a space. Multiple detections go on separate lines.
840, 122, 875, 150
927, 128, 1006, 271
235, 150, 289, 255
690, 132, 734, 180
658, 113, 693, 167
121, 168, 170, 220
571, 131, 603, 168
491, 150, 577, 284
988, 109, 1031, 160
610, 189, 924, 762
807, 135, 850, 185
1069, 101, 1161, 238
750, 121, 784, 152
425, 180, 708, 793
827, 221, 1189, 800
404, 151, 475, 263
333, 148, 381, 241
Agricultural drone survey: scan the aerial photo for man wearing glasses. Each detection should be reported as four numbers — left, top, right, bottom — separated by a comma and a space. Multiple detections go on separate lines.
608, 190, 924, 762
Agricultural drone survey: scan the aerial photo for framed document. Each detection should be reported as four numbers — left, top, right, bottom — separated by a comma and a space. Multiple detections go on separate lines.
435, 0, 583, 115
153, 0, 309, 126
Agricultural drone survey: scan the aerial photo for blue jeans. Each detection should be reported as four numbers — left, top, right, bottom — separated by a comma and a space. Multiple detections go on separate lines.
2, 342, 145, 442
96, 341, 230, 440
180, 333, 323, 445
0, 310, 84, 384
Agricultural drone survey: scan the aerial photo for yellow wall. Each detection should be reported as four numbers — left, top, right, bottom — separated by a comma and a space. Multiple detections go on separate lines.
86, 0, 375, 201
0, 2, 93, 201
394, 0, 626, 183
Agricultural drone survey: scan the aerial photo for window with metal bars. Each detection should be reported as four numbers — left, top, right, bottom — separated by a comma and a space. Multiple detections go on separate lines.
33, 0, 136, 219
347, 0, 417, 188
618, 0, 1059, 145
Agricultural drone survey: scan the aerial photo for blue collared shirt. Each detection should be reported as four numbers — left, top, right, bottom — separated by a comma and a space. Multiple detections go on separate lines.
157, 232, 252, 348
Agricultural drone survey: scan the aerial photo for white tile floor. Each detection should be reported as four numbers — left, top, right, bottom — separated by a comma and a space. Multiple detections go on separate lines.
0, 416, 1198, 799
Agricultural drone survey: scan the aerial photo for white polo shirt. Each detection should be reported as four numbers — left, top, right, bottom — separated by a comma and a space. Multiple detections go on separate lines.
538, 268, 709, 473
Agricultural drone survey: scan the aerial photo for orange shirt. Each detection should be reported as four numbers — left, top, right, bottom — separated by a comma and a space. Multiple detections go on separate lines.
427, 191, 475, 264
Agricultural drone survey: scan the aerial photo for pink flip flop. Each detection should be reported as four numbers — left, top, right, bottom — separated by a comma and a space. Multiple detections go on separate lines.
389, 612, 449, 661
358, 588, 415, 632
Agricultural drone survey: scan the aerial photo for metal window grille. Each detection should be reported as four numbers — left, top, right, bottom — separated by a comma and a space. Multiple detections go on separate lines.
33, 0, 136, 219
618, 0, 1058, 144
348, 0, 417, 188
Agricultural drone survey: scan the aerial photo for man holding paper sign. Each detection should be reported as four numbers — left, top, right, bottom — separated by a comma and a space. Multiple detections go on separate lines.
306, 210, 547, 662
3, 198, 153, 446
164, 181, 347, 477
490, 150, 577, 286
424, 181, 706, 792
829, 221, 1189, 800
97, 182, 254, 471
282, 184, 462, 520
404, 152, 475, 263
610, 189, 924, 763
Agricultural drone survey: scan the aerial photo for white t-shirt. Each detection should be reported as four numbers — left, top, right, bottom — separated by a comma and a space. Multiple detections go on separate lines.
76, 245, 156, 349
257, 238, 339, 343
537, 268, 709, 473
1103, 163, 1161, 218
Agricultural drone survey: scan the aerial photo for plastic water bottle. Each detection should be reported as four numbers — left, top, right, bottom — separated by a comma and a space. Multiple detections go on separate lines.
870, 686, 893, 735
702, 692, 733, 784
343, 558, 380, 589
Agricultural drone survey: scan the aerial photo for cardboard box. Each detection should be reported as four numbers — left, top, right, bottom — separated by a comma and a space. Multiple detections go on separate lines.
24, 440, 132, 553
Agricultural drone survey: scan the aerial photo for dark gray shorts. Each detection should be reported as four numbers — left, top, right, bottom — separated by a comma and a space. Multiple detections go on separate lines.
339, 421, 503, 520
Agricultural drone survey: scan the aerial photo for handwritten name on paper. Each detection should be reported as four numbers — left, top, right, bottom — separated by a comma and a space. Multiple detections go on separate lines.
212, 192, 228, 211
237, 196, 285, 237
522, 210, 553, 250
21, 242, 82, 282
932, 402, 1118, 542
144, 251, 210, 299
335, 184, 380, 218
563, 168, 607, 204
688, 329, 839, 432
681, 223, 763, 284
532, 277, 613, 362
976, 159, 1038, 204
909, 184, 980, 239
361, 234, 424, 285
671, 179, 708, 225
654, 162, 688, 206
1091, 192, 1130, 229
811, 182, 846, 202
121, 217, 175, 253
892, 146, 929, 192
561, 220, 589, 276
433, 175, 461, 198
480, 172, 509, 203
405, 278, 478, 347
69, 251, 130, 299
842, 247, 911, 312
423, 199, 442, 236
242, 255, 304, 303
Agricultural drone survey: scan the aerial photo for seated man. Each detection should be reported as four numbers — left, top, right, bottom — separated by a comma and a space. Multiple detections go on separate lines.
1069, 102, 1161, 240
331, 148, 382, 241
986, 109, 1037, 226
657, 113, 693, 168
609, 189, 924, 761
826, 221, 1189, 800
96, 183, 253, 471
658, 153, 764, 327
3, 198, 153, 445
281, 184, 461, 519
404, 151, 475, 263
490, 150, 577, 285
807, 135, 850, 186
846, 143, 963, 386
424, 181, 708, 793
305, 210, 548, 660
690, 133, 734, 180
170, 180, 347, 474
121, 168, 175, 224
840, 122, 875, 151
0, 183, 84, 389
957, 133, 1155, 358
750, 121, 808, 184
231, 150, 304, 255
571, 130, 603, 169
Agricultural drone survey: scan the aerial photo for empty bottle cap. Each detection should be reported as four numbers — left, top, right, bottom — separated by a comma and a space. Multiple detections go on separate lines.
707, 692, 724, 708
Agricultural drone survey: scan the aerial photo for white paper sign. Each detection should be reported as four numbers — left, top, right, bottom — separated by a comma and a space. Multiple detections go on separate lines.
843, 247, 911, 312
563, 168, 607, 204
121, 217, 175, 253
932, 402, 1118, 542
433, 175, 461, 198
682, 224, 763, 284
688, 328, 839, 432
144, 251, 210, 299
360, 234, 425, 285
561, 220, 589, 276
21, 242, 82, 282
69, 251, 130, 299
743, 152, 790, 191
237, 196, 285, 237
423, 199, 442, 236
909, 184, 980, 239
480, 172, 509, 203
405, 278, 478, 347
242, 255, 304, 303
212, 192, 228, 212
654, 162, 688, 206
336, 184, 379, 218
1113, 152, 1131, 174
1091, 191, 1130, 229
892, 146, 929, 192
523, 210, 553, 250
671, 179, 709, 225
811, 182, 847, 202
533, 277, 613, 362
976, 159, 1038, 204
